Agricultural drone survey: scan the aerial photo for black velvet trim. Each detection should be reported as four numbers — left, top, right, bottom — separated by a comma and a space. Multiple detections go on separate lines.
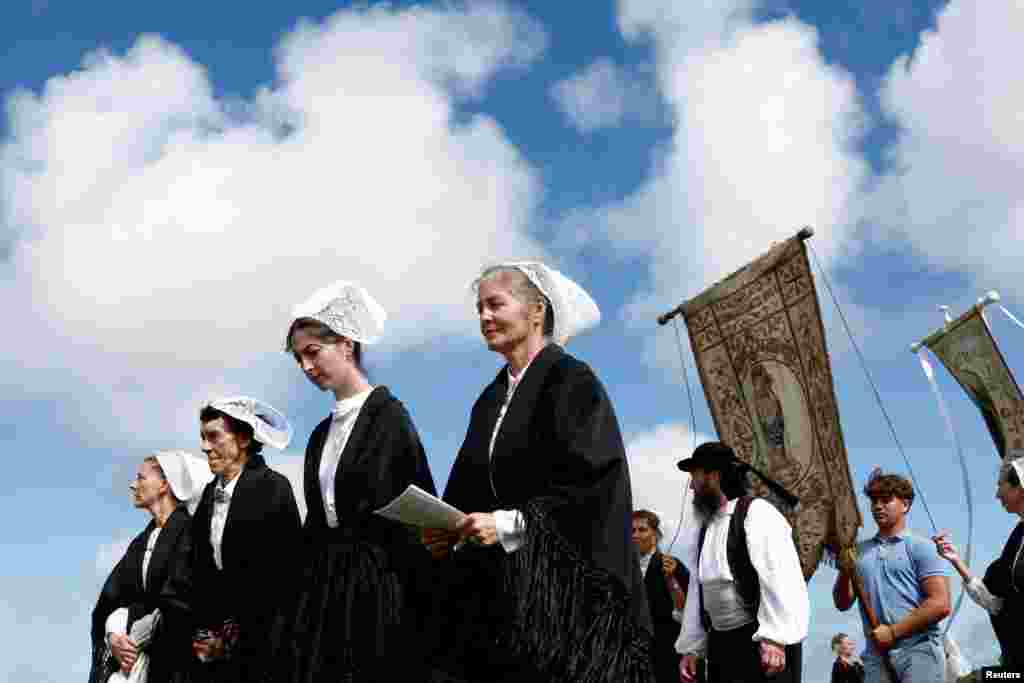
504, 500, 654, 683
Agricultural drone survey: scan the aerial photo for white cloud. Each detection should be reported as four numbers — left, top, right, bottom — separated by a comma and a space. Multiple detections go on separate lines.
550, 58, 632, 133
600, 3, 869, 369
0, 3, 548, 441
626, 421, 713, 553
94, 532, 135, 577
872, 0, 1024, 296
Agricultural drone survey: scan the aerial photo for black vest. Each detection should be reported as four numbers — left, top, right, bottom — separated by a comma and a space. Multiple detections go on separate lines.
697, 495, 759, 631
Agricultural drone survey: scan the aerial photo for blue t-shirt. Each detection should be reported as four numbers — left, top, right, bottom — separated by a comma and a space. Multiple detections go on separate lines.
855, 529, 949, 655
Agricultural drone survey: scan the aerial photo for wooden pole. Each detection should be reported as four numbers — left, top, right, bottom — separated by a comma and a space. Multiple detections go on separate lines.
843, 549, 900, 681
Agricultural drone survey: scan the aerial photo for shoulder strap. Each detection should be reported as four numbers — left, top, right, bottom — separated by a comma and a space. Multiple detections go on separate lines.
728, 495, 761, 610
697, 522, 710, 632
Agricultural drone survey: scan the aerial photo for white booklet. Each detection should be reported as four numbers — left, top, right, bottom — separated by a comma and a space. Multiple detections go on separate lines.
373, 484, 466, 530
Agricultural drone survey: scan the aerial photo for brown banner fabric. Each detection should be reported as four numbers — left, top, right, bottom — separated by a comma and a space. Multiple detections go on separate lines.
924, 309, 1024, 462
681, 234, 860, 578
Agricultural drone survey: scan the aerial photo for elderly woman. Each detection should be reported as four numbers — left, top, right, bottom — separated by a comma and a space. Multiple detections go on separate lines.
829, 633, 863, 683
274, 281, 436, 682
934, 455, 1024, 669
424, 262, 653, 683
90, 451, 211, 683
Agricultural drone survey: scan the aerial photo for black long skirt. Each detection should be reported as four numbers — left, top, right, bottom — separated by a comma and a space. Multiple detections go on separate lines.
275, 527, 430, 683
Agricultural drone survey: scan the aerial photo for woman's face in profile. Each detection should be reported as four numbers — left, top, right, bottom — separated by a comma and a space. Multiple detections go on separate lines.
996, 468, 1024, 514
290, 328, 354, 393
476, 274, 536, 354
130, 460, 165, 509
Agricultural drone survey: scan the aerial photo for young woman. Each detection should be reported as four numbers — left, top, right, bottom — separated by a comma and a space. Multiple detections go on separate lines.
90, 451, 211, 683
935, 455, 1024, 669
276, 281, 436, 682
424, 262, 653, 683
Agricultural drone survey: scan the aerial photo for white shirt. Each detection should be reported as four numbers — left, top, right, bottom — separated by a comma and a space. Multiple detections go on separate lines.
142, 527, 161, 590
639, 550, 655, 578
674, 498, 809, 655
320, 387, 374, 528
489, 353, 542, 553
210, 470, 244, 571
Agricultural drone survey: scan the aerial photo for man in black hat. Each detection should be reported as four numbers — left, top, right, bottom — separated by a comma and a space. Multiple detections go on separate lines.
675, 441, 808, 683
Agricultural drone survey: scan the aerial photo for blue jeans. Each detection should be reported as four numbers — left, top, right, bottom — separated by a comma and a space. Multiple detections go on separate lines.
863, 638, 945, 683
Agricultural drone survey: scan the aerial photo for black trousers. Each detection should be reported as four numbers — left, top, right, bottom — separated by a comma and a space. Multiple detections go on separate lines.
706, 621, 801, 683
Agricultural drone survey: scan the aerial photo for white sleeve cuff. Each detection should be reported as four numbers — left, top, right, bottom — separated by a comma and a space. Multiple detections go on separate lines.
494, 509, 524, 553
965, 576, 1003, 615
105, 607, 129, 637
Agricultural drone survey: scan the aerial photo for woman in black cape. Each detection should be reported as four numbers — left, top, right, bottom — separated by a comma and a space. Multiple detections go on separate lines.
935, 455, 1024, 669
275, 280, 436, 683
89, 451, 210, 683
423, 262, 654, 683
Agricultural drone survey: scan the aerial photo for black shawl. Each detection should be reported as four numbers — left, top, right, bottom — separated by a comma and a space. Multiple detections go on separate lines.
89, 506, 197, 683
983, 520, 1024, 668
644, 551, 688, 683
272, 386, 437, 681
440, 343, 653, 682
190, 452, 301, 676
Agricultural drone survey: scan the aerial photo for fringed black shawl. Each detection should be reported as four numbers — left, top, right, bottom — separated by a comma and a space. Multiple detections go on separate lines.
88, 506, 197, 683
439, 343, 653, 683
984, 520, 1024, 668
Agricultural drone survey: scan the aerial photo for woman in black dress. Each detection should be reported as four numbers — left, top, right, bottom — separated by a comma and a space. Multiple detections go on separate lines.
935, 455, 1024, 669
423, 262, 654, 683
829, 633, 864, 683
90, 451, 211, 683
276, 280, 436, 682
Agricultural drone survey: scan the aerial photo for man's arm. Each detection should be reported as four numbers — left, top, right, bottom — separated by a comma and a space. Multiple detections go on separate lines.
889, 575, 950, 639
833, 568, 856, 612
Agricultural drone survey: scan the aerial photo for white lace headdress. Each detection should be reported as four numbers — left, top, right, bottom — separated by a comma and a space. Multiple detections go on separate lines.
474, 262, 601, 345
153, 450, 214, 514
202, 396, 293, 450
288, 281, 387, 347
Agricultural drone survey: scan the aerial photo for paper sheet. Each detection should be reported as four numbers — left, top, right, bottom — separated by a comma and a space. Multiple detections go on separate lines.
373, 484, 465, 529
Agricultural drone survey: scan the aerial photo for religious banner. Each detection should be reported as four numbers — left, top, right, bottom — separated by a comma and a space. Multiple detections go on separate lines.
680, 232, 860, 578
922, 308, 1024, 462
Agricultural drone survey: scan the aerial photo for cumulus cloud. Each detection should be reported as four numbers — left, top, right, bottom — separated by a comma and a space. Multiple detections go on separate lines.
872, 0, 1024, 297
594, 1, 869, 369
626, 421, 714, 552
94, 532, 134, 577
0, 2, 548, 442
549, 58, 659, 133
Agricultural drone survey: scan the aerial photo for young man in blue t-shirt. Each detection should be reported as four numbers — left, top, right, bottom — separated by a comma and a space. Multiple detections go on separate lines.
832, 469, 951, 682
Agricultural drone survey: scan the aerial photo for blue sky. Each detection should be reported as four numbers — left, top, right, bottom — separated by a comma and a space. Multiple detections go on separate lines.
2, 0, 1022, 679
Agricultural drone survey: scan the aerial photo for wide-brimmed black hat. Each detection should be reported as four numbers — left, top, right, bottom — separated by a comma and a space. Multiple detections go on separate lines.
676, 441, 742, 472
677, 441, 800, 509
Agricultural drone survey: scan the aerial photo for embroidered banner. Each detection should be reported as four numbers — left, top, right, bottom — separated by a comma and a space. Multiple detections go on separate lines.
680, 234, 860, 578
923, 309, 1024, 461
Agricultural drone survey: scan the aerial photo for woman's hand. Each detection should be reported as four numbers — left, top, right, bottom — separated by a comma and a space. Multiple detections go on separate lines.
192, 635, 225, 661
457, 512, 498, 546
932, 531, 960, 563
109, 633, 138, 673
421, 528, 460, 559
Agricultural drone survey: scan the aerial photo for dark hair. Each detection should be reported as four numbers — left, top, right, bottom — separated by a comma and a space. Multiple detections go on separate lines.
142, 455, 182, 502
720, 462, 751, 500
142, 455, 165, 478
478, 266, 555, 338
199, 406, 264, 456
632, 509, 663, 540
285, 317, 365, 374
1003, 462, 1021, 488
863, 469, 914, 507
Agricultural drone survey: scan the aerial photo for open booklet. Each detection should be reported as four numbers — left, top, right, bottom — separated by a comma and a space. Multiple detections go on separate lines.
373, 484, 466, 530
